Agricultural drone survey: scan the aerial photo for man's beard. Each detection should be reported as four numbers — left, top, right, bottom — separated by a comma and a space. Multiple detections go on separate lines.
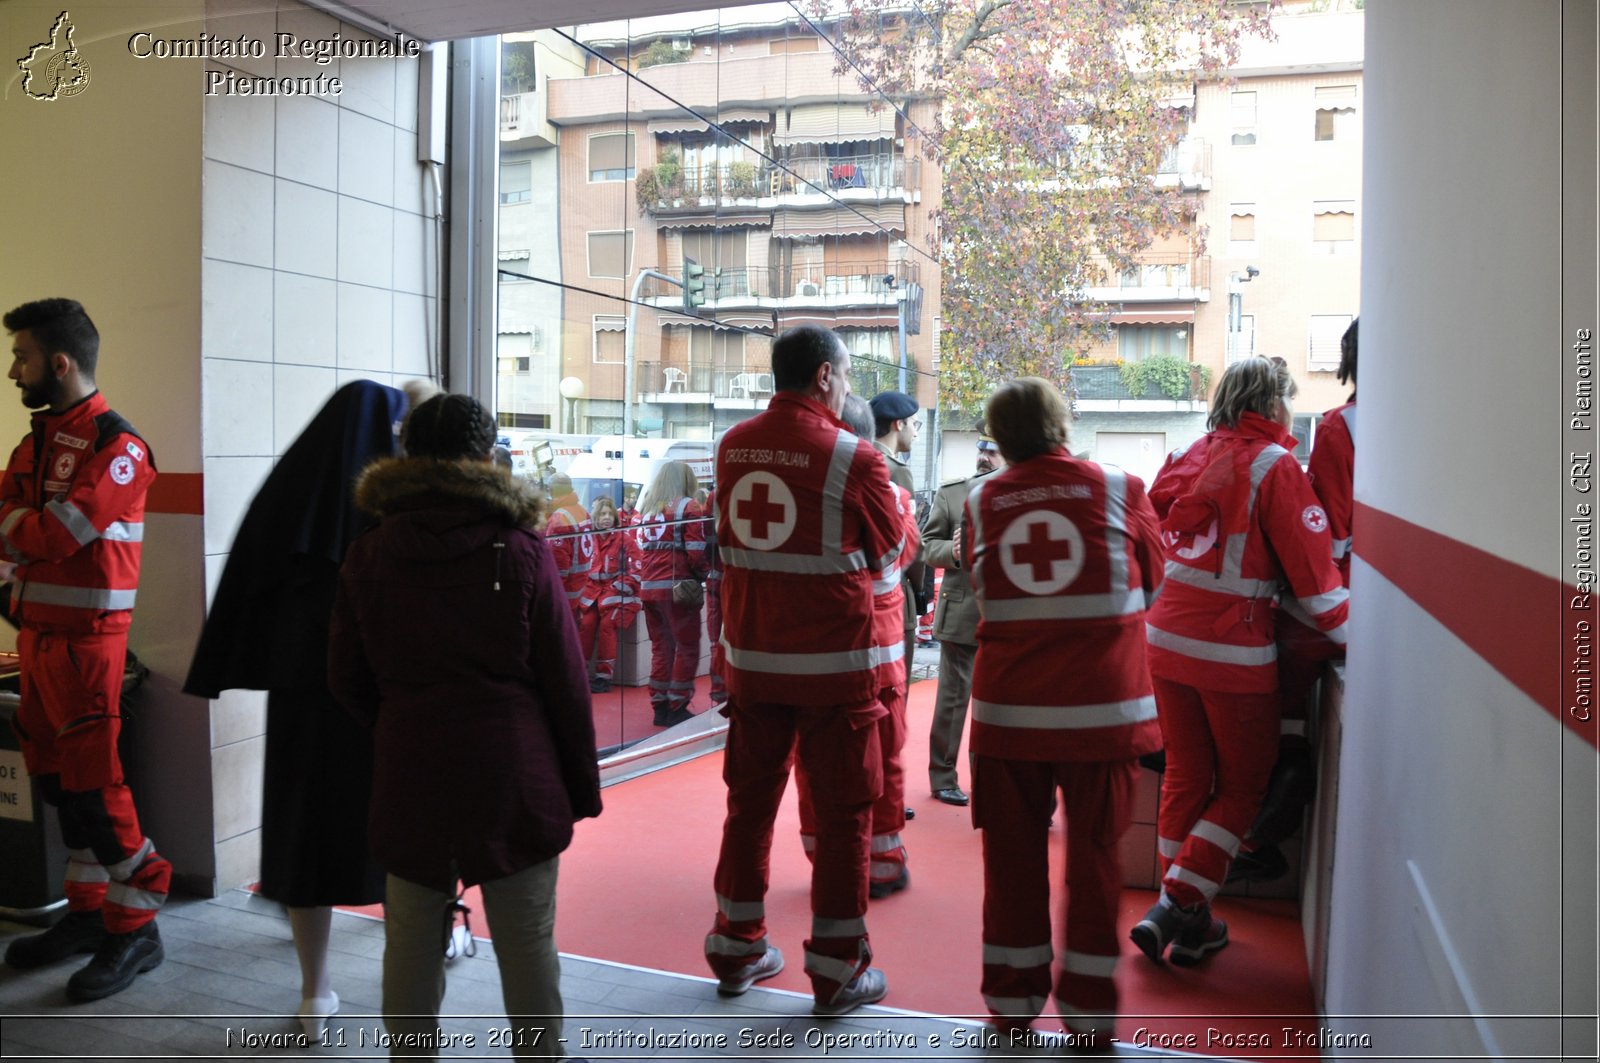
18, 376, 64, 410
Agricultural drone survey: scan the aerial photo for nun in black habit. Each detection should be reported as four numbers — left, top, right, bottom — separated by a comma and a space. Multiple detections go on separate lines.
185, 379, 417, 1038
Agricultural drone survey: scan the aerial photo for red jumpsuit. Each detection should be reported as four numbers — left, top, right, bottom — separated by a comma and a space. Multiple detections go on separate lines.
576, 524, 641, 683
1145, 412, 1348, 911
635, 496, 708, 716
705, 392, 906, 1008
962, 449, 1164, 1038
0, 392, 170, 933
545, 495, 593, 619
703, 487, 727, 705
797, 479, 918, 892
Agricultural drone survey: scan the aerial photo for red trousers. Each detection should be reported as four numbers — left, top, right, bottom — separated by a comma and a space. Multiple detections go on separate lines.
1151, 676, 1278, 907
972, 755, 1135, 1037
15, 629, 170, 932
795, 686, 907, 888
705, 576, 727, 702
577, 605, 620, 679
706, 697, 885, 1006
642, 599, 701, 709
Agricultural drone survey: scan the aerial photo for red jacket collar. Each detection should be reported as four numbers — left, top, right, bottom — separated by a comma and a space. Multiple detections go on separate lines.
1214, 410, 1296, 449
766, 390, 847, 429
32, 390, 106, 428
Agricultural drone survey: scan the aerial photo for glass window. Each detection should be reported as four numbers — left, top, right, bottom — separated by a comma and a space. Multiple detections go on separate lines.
500, 162, 531, 204
1308, 314, 1353, 372
588, 131, 636, 181
587, 230, 634, 279
1118, 325, 1188, 362
1313, 201, 1356, 249
593, 316, 625, 364
1231, 90, 1257, 145
1229, 206, 1256, 242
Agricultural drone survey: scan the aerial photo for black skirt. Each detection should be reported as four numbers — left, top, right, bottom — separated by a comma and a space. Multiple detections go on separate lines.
257, 688, 386, 907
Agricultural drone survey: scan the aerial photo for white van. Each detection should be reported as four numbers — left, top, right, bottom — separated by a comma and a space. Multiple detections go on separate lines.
565, 436, 715, 510
505, 432, 601, 484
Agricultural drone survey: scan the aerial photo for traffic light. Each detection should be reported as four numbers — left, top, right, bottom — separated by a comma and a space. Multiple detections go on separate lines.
684, 255, 706, 313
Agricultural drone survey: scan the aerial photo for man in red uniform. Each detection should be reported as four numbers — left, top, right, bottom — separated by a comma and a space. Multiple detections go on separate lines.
705, 325, 905, 1016
963, 378, 1164, 1049
1, 299, 168, 1001
544, 473, 592, 621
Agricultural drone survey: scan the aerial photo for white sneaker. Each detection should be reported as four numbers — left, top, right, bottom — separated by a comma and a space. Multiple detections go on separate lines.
716, 946, 784, 996
297, 991, 338, 1040
812, 966, 887, 1016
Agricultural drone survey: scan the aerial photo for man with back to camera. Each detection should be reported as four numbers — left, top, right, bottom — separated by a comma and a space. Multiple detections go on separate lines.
919, 424, 1004, 807
870, 390, 928, 685
705, 325, 907, 1016
0, 298, 168, 1001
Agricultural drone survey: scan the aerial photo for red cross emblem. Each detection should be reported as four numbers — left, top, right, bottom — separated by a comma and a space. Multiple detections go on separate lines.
999, 511, 1085, 594
729, 472, 796, 549
1302, 505, 1329, 533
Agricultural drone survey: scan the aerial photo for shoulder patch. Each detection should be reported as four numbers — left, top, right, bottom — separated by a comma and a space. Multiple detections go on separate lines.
109, 455, 136, 486
1302, 505, 1329, 533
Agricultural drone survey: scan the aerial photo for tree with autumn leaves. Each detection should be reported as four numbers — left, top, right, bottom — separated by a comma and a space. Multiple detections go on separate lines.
821, 0, 1272, 412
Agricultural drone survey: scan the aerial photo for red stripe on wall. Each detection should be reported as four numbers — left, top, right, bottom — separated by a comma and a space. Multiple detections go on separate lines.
147, 472, 203, 516
1354, 501, 1597, 748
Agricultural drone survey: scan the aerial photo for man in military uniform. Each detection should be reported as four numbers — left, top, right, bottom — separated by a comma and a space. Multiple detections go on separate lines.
869, 391, 925, 673
919, 427, 1002, 806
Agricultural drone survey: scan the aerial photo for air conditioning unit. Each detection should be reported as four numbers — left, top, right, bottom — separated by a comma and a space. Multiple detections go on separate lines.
795, 280, 820, 297
670, 37, 691, 51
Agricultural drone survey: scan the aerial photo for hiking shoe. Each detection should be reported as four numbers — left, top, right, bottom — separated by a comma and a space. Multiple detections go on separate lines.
589, 676, 612, 694
868, 865, 910, 900
716, 946, 784, 996
812, 966, 887, 1016
1226, 843, 1289, 884
1129, 898, 1189, 964
1169, 907, 1229, 967
66, 922, 163, 1002
5, 910, 107, 969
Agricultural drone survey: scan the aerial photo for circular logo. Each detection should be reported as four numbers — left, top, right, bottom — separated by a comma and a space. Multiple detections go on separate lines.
999, 511, 1084, 595
109, 455, 135, 486
53, 452, 77, 480
46, 51, 92, 99
1302, 505, 1329, 533
727, 471, 796, 550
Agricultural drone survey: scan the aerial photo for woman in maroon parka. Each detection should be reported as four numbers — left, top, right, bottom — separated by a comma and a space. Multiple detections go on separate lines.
328, 393, 601, 1057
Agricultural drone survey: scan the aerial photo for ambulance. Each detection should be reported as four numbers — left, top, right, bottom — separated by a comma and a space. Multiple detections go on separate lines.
564, 436, 716, 511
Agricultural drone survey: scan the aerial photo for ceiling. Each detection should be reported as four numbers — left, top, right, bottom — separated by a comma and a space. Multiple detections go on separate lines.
326, 0, 759, 42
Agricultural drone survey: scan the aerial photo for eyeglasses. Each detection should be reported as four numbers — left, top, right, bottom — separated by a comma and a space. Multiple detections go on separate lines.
911, 418, 923, 431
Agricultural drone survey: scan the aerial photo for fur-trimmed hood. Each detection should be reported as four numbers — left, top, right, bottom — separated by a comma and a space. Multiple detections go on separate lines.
356, 457, 547, 528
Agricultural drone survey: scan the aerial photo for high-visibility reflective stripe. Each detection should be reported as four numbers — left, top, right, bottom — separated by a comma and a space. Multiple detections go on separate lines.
871, 567, 902, 595
1331, 536, 1352, 560
720, 547, 867, 575
1164, 863, 1221, 900
1157, 836, 1183, 859
819, 430, 857, 556
1296, 585, 1350, 619
811, 915, 867, 938
870, 859, 901, 877
966, 477, 991, 602
1190, 819, 1242, 857
1146, 625, 1275, 666
1161, 559, 1278, 600
0, 507, 29, 538
105, 838, 154, 881
706, 934, 769, 957
971, 695, 1157, 730
870, 833, 903, 854
105, 884, 164, 911
1323, 621, 1348, 645
804, 952, 861, 985
565, 588, 584, 600
16, 584, 138, 611
717, 893, 764, 922
102, 521, 144, 542
874, 537, 905, 575
1218, 444, 1292, 578
982, 942, 1053, 968
66, 851, 110, 884
720, 637, 893, 676
640, 579, 678, 590
47, 500, 99, 546
982, 993, 1047, 1018
978, 588, 1145, 623
1060, 950, 1118, 978
1055, 1003, 1116, 1031
1103, 467, 1131, 603
800, 835, 817, 852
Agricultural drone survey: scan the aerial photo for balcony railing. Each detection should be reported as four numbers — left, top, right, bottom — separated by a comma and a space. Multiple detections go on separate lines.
500, 93, 523, 129
646, 260, 921, 304
1084, 253, 1211, 300
636, 360, 778, 401
639, 153, 919, 213
1157, 138, 1212, 190
1071, 363, 1206, 402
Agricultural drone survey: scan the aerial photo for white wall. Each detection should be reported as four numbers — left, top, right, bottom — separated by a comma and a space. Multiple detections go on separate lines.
1325, 2, 1597, 1057
197, 0, 442, 891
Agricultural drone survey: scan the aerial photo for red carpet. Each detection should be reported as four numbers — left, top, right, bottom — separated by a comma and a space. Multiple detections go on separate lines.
343, 677, 1321, 1058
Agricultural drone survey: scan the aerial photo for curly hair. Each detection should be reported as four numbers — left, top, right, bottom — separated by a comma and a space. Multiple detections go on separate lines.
401, 393, 497, 461
1208, 357, 1297, 431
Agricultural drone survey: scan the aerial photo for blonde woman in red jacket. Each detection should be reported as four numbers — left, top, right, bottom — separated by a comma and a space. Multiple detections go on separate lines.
1133, 357, 1348, 966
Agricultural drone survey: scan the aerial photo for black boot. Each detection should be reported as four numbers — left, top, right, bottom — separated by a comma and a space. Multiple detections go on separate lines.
66, 921, 163, 1002
4, 910, 107, 969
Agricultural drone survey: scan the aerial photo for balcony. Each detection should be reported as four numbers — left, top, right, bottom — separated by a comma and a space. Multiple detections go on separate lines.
644, 260, 921, 314
500, 91, 557, 149
636, 360, 777, 409
1083, 253, 1211, 304
1156, 138, 1212, 192
1071, 361, 1209, 414
637, 153, 920, 217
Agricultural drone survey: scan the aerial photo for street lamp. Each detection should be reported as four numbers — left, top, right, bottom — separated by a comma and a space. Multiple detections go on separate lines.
558, 376, 585, 434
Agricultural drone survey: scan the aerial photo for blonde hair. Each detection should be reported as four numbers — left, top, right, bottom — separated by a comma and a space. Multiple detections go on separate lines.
590, 495, 618, 525
983, 377, 1071, 463
1208, 356, 1297, 430
638, 460, 699, 517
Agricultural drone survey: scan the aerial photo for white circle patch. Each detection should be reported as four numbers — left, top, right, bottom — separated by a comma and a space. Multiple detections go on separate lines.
1302, 505, 1329, 533
999, 511, 1084, 595
727, 471, 796, 550
53, 452, 77, 480
109, 455, 135, 486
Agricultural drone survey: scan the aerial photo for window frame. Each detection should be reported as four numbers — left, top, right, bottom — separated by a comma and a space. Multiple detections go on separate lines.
1307, 313, 1354, 373
587, 130, 637, 183
586, 229, 635, 280
592, 315, 626, 365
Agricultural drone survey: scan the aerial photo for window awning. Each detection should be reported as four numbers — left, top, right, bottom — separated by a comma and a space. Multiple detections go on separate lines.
774, 102, 897, 146
776, 310, 898, 330
594, 318, 627, 332
1094, 309, 1196, 326
656, 211, 773, 230
648, 108, 772, 135
772, 203, 905, 239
